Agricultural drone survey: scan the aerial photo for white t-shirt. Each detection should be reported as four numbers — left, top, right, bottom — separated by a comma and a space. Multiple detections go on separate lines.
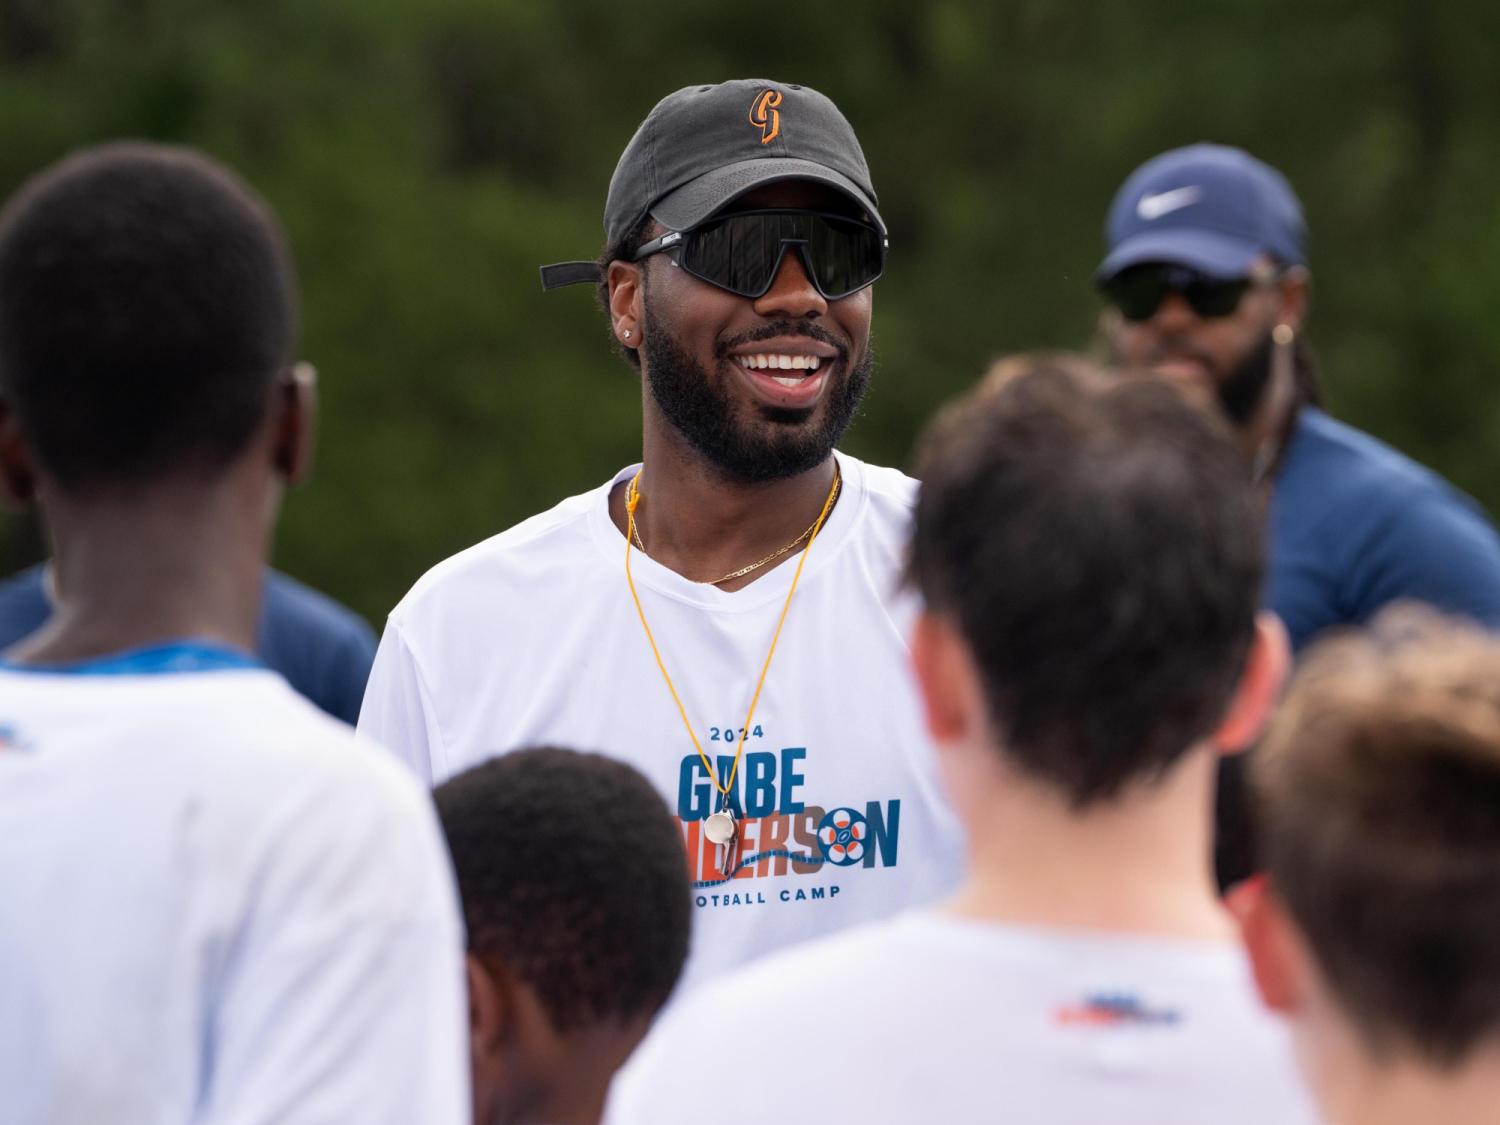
359, 453, 965, 995
0, 650, 469, 1125
605, 911, 1319, 1125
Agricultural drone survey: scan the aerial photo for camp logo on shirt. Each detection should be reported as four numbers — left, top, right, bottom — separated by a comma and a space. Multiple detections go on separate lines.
1056, 993, 1182, 1027
675, 744, 901, 906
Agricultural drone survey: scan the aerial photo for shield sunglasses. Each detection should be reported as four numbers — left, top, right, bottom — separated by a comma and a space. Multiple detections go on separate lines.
633, 209, 888, 300
1101, 263, 1267, 322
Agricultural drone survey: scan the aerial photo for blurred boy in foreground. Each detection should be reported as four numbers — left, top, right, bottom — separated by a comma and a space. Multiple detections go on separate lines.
0, 142, 467, 1122
1243, 608, 1500, 1125
607, 356, 1316, 1124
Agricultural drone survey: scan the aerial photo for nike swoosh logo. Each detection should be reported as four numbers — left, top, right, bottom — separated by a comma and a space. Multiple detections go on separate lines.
1137, 186, 1202, 220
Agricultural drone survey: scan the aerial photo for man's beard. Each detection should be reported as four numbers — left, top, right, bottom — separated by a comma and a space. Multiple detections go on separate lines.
1216, 330, 1275, 426
640, 316, 872, 484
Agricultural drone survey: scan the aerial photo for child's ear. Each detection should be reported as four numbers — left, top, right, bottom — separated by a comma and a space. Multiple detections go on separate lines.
1213, 614, 1290, 755
1235, 876, 1305, 1017
0, 401, 38, 510
272, 362, 317, 486
911, 611, 977, 744
466, 952, 519, 1051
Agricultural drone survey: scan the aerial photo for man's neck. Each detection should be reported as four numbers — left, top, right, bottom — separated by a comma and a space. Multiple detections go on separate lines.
9, 475, 268, 665
945, 747, 1233, 942
1320, 1046, 1500, 1125
609, 423, 840, 590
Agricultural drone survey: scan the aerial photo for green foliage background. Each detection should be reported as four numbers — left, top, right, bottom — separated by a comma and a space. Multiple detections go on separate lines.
2, 0, 1498, 627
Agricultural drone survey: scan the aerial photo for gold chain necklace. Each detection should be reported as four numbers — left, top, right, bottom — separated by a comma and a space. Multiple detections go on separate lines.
630, 466, 841, 586
623, 465, 841, 875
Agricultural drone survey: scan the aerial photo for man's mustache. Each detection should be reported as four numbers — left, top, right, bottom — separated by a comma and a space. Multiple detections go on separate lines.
1144, 341, 1217, 371
716, 320, 849, 361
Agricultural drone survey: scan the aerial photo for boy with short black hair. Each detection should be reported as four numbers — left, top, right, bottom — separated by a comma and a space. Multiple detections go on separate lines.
435, 747, 691, 1125
1242, 607, 1500, 1125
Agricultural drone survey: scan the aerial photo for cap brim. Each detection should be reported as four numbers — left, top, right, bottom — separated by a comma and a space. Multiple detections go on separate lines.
539, 261, 603, 290
650, 157, 885, 234
1095, 228, 1261, 282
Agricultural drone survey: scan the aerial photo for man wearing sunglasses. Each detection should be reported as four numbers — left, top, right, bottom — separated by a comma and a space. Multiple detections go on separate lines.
1098, 144, 1500, 654
360, 80, 963, 1004
1096, 143, 1500, 886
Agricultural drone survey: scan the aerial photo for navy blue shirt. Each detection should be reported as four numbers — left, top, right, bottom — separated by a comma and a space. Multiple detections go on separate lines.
0, 565, 376, 725
1214, 407, 1500, 890
1268, 408, 1500, 650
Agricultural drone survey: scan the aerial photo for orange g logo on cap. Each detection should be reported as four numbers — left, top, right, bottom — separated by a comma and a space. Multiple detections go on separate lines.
748, 89, 782, 145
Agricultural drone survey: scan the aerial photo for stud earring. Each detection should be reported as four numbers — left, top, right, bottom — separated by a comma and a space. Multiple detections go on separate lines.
623, 329, 633, 339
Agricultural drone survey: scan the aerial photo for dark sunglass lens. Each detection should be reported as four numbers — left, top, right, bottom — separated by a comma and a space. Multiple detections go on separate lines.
679, 211, 884, 299
1105, 268, 1252, 321
1105, 271, 1169, 321
807, 214, 883, 298
1184, 278, 1250, 318
679, 215, 781, 296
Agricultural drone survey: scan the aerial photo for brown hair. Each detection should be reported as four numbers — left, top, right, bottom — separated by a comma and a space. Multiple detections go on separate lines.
910, 352, 1262, 807
1255, 605, 1500, 1065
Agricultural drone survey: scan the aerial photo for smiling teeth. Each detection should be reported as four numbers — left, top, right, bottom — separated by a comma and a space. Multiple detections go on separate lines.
735, 354, 822, 372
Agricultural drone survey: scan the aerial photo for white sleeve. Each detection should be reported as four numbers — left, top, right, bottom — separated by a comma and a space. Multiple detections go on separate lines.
357, 616, 446, 785
602, 993, 722, 1125
204, 765, 470, 1125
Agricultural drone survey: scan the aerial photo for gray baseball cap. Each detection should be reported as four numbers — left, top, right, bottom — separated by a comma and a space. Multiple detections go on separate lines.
540, 79, 883, 290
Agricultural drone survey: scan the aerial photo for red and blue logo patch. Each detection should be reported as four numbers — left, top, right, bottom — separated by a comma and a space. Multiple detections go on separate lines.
1056, 993, 1182, 1027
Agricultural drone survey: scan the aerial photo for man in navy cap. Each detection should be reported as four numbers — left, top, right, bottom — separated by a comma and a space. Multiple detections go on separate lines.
1097, 144, 1500, 650
1096, 144, 1500, 884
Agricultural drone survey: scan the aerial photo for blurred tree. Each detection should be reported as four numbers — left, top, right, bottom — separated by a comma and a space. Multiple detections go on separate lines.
1, 0, 1498, 625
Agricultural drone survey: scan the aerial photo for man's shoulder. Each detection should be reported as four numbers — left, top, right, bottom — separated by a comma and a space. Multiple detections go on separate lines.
230, 688, 430, 819
668, 913, 1279, 1026
1279, 409, 1499, 543
256, 570, 377, 722
2, 667, 419, 808
615, 914, 1314, 1125
262, 570, 374, 643
0, 565, 49, 649
835, 454, 919, 570
615, 916, 918, 1114
1284, 409, 1462, 505
672, 912, 924, 1019
844, 452, 919, 513
390, 477, 613, 628
229, 681, 422, 798
0, 563, 44, 601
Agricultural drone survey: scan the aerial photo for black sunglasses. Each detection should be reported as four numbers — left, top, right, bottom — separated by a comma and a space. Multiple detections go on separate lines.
633, 209, 887, 300
1101, 264, 1265, 322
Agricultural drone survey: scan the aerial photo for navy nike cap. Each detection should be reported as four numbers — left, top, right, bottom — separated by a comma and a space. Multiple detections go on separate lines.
1097, 144, 1307, 282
